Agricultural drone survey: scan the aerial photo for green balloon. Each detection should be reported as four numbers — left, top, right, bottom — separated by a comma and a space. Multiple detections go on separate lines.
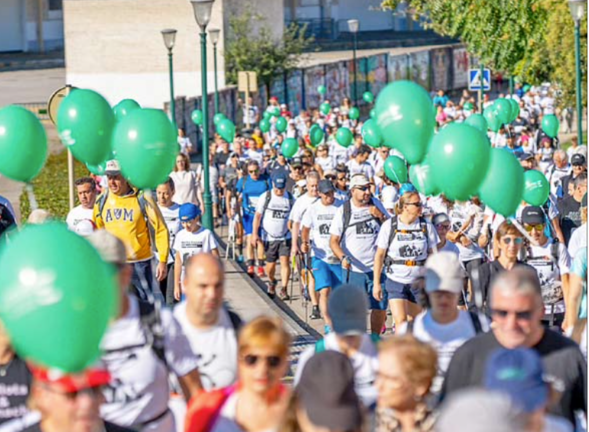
478, 148, 524, 217
361, 119, 383, 148
409, 158, 439, 197
282, 138, 299, 158
0, 223, 117, 372
523, 84, 531, 93
113, 99, 141, 122
463, 102, 474, 110
317, 85, 327, 95
217, 118, 236, 143
275, 116, 287, 133
493, 98, 512, 124
349, 107, 360, 120
384, 156, 408, 184
57, 89, 115, 166
374, 81, 435, 165
213, 113, 226, 125
370, 109, 376, 119
508, 99, 520, 121
429, 123, 491, 201
0, 105, 47, 183
363, 91, 374, 103
523, 169, 550, 206
271, 106, 281, 117
86, 160, 107, 176
320, 102, 331, 116
112, 108, 178, 190
260, 118, 271, 133
336, 127, 354, 148
483, 106, 502, 132
309, 124, 325, 147
191, 109, 203, 126
263, 111, 272, 120
464, 114, 488, 133
541, 114, 560, 138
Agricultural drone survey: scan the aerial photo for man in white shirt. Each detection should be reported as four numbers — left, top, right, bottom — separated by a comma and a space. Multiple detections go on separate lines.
173, 253, 241, 390
66, 177, 97, 231
546, 150, 572, 197
346, 145, 375, 179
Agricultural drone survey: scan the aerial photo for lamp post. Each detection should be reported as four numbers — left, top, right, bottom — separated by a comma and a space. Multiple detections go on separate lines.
190, 0, 215, 231
347, 19, 359, 104
569, 0, 586, 144
161, 29, 177, 130
209, 28, 221, 114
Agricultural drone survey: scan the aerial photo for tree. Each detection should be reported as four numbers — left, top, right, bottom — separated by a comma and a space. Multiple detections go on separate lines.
224, 9, 314, 97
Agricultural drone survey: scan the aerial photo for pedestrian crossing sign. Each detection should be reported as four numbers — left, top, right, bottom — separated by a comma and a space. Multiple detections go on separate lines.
468, 69, 491, 91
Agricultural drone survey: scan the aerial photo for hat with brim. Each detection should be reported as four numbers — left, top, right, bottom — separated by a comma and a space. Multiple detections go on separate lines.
104, 160, 121, 176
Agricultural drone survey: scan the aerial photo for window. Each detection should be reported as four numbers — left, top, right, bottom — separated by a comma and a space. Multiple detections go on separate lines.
48, 0, 62, 11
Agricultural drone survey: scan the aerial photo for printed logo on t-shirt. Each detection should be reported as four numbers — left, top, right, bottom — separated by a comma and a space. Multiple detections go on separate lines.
272, 209, 289, 219
319, 224, 330, 235
356, 220, 377, 235
105, 208, 135, 223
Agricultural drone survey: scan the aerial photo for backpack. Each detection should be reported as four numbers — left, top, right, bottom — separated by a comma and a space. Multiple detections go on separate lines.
315, 333, 381, 353
406, 311, 483, 335
260, 190, 294, 216
383, 216, 429, 268
340, 198, 382, 243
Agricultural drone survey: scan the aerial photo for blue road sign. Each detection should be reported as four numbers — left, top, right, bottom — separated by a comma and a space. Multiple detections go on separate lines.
469, 69, 491, 91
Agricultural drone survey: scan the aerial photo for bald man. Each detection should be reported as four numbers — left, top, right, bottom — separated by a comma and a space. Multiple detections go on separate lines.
173, 253, 243, 390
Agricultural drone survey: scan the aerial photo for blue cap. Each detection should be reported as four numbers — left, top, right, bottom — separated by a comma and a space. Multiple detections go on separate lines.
484, 348, 548, 413
179, 203, 201, 222
399, 183, 417, 196
272, 172, 288, 190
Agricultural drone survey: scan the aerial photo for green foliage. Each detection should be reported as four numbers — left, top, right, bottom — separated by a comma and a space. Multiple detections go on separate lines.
224, 8, 314, 94
20, 151, 89, 221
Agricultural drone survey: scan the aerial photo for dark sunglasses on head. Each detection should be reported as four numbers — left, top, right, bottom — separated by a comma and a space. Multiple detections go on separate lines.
242, 354, 283, 369
491, 308, 533, 321
405, 201, 423, 207
502, 237, 524, 245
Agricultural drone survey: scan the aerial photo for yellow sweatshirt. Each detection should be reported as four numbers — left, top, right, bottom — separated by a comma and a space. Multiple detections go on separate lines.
93, 189, 169, 263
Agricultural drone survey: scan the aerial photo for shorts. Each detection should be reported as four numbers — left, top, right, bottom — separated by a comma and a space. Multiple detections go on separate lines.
264, 239, 292, 263
348, 270, 388, 311
312, 257, 343, 291
386, 279, 421, 304
242, 212, 260, 236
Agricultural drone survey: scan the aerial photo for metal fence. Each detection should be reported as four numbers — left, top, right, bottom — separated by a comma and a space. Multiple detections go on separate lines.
16, 102, 50, 121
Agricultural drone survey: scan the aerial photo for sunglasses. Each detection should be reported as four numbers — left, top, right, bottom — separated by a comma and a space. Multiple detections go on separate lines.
242, 354, 283, 369
325, 175, 336, 181
355, 186, 370, 192
248, 170, 259, 174
502, 237, 524, 245
405, 201, 423, 207
491, 308, 533, 321
524, 224, 545, 232
436, 223, 451, 230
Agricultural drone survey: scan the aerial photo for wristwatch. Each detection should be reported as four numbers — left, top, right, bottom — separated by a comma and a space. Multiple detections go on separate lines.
342, 255, 351, 265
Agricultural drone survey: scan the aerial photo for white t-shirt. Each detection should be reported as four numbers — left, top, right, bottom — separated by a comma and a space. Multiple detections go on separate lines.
440, 240, 460, 256
301, 200, 342, 263
173, 227, 219, 284
294, 333, 378, 408
526, 240, 571, 315
316, 156, 334, 173
329, 199, 389, 273
170, 171, 198, 205
100, 296, 199, 431
173, 304, 238, 390
545, 164, 572, 196
329, 140, 353, 166
289, 193, 320, 224
66, 205, 94, 231
346, 159, 375, 179
449, 203, 485, 262
178, 137, 193, 155
568, 223, 587, 260
157, 203, 181, 264
380, 186, 398, 214
398, 310, 488, 394
376, 217, 439, 284
255, 191, 292, 241
196, 164, 220, 196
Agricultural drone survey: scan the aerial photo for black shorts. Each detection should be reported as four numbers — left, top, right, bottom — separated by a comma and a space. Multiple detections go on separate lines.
264, 239, 292, 263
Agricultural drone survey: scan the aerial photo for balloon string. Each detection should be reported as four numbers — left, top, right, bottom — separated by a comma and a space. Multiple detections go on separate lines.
26, 184, 39, 212
510, 218, 539, 246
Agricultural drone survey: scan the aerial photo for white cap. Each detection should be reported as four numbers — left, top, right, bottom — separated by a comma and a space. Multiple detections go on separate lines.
349, 173, 370, 189
424, 252, 465, 294
74, 219, 96, 237
104, 160, 121, 175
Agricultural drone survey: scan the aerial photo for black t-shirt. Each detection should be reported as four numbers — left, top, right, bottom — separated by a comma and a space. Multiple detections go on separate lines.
22, 420, 134, 432
477, 260, 536, 307
441, 330, 587, 423
0, 356, 31, 425
558, 196, 582, 245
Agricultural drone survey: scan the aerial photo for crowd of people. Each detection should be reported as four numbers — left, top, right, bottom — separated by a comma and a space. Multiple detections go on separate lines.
0, 83, 586, 432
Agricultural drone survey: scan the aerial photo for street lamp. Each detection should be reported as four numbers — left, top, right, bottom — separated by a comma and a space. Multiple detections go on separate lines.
569, 0, 586, 144
347, 19, 359, 105
209, 28, 221, 114
190, 0, 215, 231
161, 29, 177, 130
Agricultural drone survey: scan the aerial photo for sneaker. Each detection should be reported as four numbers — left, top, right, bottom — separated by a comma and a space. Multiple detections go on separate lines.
236, 255, 244, 263
267, 280, 277, 298
310, 306, 321, 320
324, 325, 332, 335
279, 287, 290, 301
247, 265, 254, 276
257, 266, 266, 277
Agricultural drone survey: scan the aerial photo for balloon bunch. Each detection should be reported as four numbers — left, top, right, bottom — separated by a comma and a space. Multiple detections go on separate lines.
482, 97, 520, 132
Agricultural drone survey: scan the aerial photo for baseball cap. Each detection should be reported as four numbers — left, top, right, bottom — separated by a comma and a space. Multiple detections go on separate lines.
104, 160, 121, 176
521, 206, 544, 225
399, 183, 417, 196
30, 364, 111, 393
349, 173, 370, 189
432, 213, 451, 226
484, 348, 548, 413
572, 153, 586, 166
179, 203, 201, 221
290, 157, 303, 167
272, 172, 288, 190
318, 179, 335, 194
518, 152, 534, 162
295, 351, 362, 431
88, 229, 127, 265
229, 152, 239, 159
328, 284, 368, 335
424, 252, 465, 294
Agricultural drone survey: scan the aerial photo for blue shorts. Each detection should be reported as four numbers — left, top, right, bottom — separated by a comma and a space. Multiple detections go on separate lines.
242, 212, 261, 236
386, 279, 421, 304
312, 257, 343, 291
348, 270, 388, 311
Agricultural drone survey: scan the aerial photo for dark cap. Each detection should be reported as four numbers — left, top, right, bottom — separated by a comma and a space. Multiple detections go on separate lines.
296, 351, 363, 431
290, 157, 303, 167
572, 153, 586, 166
518, 152, 534, 162
318, 179, 335, 194
272, 172, 288, 189
521, 206, 544, 225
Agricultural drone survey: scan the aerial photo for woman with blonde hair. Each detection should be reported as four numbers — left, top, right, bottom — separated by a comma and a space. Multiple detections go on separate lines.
169, 153, 200, 206
373, 184, 440, 329
185, 316, 291, 432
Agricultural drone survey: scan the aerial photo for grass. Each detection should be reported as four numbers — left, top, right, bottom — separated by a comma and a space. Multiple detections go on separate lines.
20, 150, 90, 221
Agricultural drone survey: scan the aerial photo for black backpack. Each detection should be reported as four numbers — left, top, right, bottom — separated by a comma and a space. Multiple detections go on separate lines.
340, 198, 383, 243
